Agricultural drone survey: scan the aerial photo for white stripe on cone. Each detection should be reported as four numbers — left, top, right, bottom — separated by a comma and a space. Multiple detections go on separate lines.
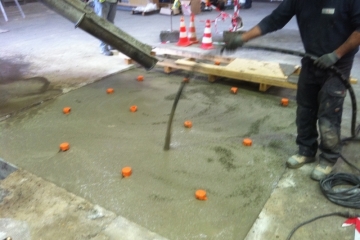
188, 15, 198, 43
177, 17, 192, 46
201, 20, 213, 49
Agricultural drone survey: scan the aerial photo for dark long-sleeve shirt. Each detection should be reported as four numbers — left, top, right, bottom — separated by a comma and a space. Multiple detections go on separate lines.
257, 0, 360, 61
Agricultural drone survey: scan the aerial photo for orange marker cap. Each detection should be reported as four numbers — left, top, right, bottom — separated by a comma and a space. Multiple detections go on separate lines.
122, 167, 132, 177
195, 189, 207, 200
60, 142, 70, 151
182, 77, 190, 83
63, 107, 71, 114
184, 121, 192, 128
137, 75, 144, 81
243, 138, 252, 146
106, 88, 114, 94
130, 105, 138, 112
281, 98, 289, 106
230, 87, 238, 94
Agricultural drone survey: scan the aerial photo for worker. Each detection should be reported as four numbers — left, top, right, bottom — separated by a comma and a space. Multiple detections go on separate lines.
240, 0, 252, 9
94, 0, 119, 56
224, 0, 360, 180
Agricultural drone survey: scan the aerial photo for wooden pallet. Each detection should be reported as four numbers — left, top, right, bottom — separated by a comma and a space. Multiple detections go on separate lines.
152, 47, 358, 92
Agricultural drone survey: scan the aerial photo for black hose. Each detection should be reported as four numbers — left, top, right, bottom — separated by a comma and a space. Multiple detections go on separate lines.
164, 80, 187, 150
320, 172, 360, 209
286, 212, 360, 240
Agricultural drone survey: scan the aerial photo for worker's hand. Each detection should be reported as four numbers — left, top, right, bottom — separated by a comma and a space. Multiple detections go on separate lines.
224, 35, 245, 51
314, 51, 340, 69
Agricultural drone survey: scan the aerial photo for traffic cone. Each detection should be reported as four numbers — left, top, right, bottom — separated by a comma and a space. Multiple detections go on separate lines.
177, 16, 192, 47
201, 20, 214, 50
188, 14, 199, 44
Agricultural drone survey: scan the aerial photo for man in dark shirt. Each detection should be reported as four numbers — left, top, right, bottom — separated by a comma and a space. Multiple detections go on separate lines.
224, 0, 360, 180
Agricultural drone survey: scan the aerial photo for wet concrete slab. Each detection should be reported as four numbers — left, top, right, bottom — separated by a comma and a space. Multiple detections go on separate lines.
0, 67, 299, 239
1, 1, 360, 239
0, 169, 167, 240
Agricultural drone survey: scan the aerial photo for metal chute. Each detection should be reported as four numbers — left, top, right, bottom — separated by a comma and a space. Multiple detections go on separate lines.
38, 0, 158, 70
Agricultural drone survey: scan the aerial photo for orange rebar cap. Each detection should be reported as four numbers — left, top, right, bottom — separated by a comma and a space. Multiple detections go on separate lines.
122, 167, 132, 177
130, 105, 138, 112
243, 138, 252, 146
63, 107, 71, 114
214, 60, 221, 65
195, 189, 207, 200
281, 98, 289, 106
183, 77, 190, 83
184, 121, 192, 128
230, 87, 238, 94
137, 75, 144, 81
107, 88, 114, 94
60, 142, 70, 151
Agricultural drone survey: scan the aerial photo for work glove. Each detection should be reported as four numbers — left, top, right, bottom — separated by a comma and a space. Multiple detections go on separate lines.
224, 35, 245, 51
314, 51, 340, 69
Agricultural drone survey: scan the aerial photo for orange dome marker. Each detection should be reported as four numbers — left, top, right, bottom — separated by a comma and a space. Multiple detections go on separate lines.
184, 121, 192, 128
59, 142, 70, 151
214, 60, 221, 65
195, 189, 207, 200
130, 105, 138, 112
137, 75, 144, 81
182, 77, 190, 83
230, 87, 238, 94
106, 88, 114, 94
63, 107, 71, 114
281, 98, 289, 106
243, 138, 252, 146
121, 167, 132, 177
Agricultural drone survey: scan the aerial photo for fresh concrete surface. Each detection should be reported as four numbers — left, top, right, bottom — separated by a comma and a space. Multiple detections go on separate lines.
0, 1, 360, 240
0, 169, 166, 240
0, 66, 295, 239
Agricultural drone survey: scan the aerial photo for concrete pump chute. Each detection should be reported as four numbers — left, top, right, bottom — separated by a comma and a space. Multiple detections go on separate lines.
38, 0, 158, 70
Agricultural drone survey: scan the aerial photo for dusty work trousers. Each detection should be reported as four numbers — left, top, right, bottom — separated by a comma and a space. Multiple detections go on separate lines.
296, 57, 353, 163
94, 0, 118, 49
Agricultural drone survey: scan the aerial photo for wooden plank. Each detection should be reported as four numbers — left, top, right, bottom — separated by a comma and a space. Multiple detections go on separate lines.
225, 59, 287, 80
124, 58, 133, 65
259, 83, 271, 92
152, 47, 235, 64
154, 47, 358, 85
164, 66, 173, 73
174, 59, 297, 89
156, 56, 358, 91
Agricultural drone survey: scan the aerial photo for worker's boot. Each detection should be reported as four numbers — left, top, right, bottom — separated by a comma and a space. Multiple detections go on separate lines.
100, 45, 113, 56
310, 157, 335, 181
286, 154, 315, 169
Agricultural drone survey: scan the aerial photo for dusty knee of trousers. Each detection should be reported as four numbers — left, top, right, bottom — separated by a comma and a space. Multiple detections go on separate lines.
319, 119, 339, 149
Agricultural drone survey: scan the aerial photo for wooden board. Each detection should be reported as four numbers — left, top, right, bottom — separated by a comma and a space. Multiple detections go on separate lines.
174, 58, 297, 90
152, 47, 358, 91
225, 59, 287, 80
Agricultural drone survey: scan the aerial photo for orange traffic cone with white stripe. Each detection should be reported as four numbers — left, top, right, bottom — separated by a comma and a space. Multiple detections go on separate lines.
188, 14, 199, 44
177, 16, 192, 47
201, 19, 214, 50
